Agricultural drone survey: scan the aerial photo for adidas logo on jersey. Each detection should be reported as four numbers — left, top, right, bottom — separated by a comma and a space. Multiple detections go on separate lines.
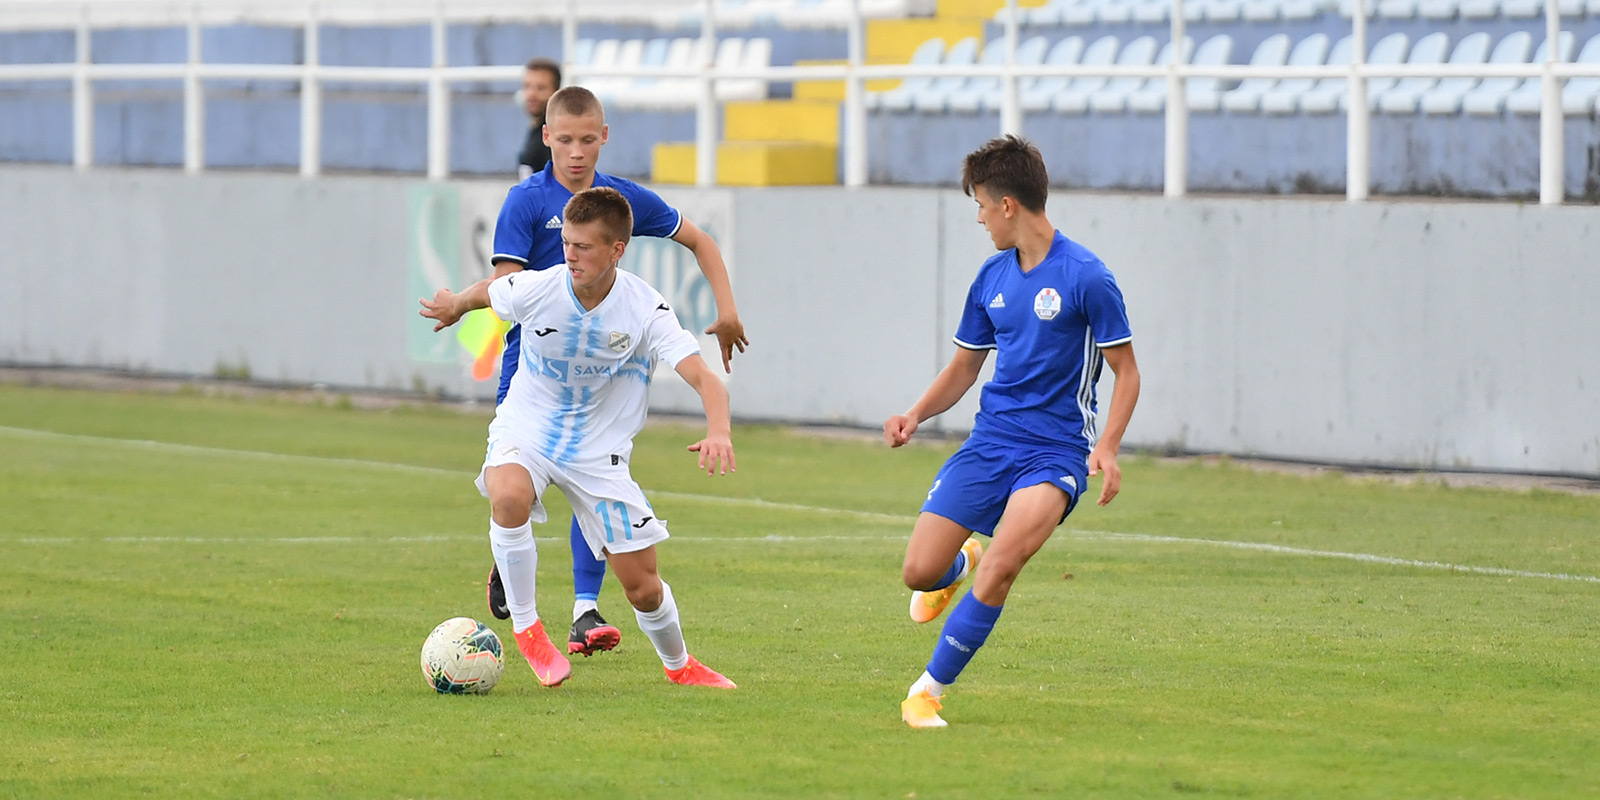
989, 293, 1006, 308
544, 215, 562, 229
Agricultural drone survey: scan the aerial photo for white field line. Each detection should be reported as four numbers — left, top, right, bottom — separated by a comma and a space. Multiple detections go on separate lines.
4, 425, 1597, 585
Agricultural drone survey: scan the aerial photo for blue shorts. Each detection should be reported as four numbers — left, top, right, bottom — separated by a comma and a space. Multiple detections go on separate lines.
920, 437, 1089, 537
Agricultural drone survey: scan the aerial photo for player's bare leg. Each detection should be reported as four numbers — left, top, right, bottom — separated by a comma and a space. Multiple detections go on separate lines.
483, 463, 570, 687
904, 484, 1068, 728
608, 546, 735, 689
902, 512, 983, 624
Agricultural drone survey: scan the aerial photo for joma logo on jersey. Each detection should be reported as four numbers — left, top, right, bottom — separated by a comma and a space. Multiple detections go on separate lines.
1034, 288, 1062, 321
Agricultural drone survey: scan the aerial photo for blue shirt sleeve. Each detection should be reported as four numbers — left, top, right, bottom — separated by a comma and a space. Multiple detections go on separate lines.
1082, 264, 1133, 347
619, 182, 683, 239
491, 185, 537, 266
953, 271, 997, 350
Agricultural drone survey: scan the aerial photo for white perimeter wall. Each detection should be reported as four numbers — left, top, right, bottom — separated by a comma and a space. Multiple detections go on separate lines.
1, 166, 1596, 477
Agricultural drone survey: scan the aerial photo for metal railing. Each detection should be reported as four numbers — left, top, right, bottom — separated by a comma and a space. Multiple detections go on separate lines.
0, 0, 1594, 203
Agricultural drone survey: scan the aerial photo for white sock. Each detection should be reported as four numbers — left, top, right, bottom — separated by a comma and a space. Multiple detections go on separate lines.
909, 671, 946, 699
573, 598, 598, 621
489, 519, 539, 633
633, 581, 689, 671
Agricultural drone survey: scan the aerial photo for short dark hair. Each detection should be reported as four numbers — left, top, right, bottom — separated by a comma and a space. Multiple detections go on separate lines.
960, 135, 1048, 213
563, 187, 633, 245
546, 85, 604, 124
524, 57, 561, 87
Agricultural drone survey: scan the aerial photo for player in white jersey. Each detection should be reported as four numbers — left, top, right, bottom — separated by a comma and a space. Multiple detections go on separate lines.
419, 187, 737, 689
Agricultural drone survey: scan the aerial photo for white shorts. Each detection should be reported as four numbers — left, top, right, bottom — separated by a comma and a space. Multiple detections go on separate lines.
475, 436, 669, 559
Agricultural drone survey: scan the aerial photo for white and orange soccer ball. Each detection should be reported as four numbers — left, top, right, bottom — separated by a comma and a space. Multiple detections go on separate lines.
420, 617, 504, 694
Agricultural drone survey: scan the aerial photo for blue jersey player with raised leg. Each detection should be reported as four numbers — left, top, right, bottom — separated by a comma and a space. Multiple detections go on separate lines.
883, 136, 1142, 729
426, 86, 747, 661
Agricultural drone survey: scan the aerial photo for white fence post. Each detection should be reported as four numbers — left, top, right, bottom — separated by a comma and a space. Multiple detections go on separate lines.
1000, 0, 1021, 137
844, 0, 867, 187
1539, 0, 1564, 205
1164, 0, 1188, 197
299, 3, 321, 177
183, 2, 204, 174
73, 4, 93, 170
427, 2, 449, 180
1346, 0, 1370, 201
695, 0, 718, 187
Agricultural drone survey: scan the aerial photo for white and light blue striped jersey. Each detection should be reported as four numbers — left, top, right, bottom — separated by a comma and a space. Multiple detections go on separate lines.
485, 266, 701, 474
953, 231, 1132, 457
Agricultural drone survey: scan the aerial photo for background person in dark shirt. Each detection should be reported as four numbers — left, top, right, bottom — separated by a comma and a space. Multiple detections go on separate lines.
517, 58, 560, 180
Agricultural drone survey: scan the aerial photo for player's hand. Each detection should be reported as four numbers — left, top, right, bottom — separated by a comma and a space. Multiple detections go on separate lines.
688, 434, 736, 476
1088, 446, 1121, 506
419, 289, 464, 332
884, 414, 918, 448
704, 314, 749, 374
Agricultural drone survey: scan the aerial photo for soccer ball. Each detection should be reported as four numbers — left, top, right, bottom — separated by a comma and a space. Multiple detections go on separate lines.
420, 617, 504, 695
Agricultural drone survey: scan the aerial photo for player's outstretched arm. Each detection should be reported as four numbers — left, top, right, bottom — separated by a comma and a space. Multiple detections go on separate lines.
1087, 342, 1140, 506
418, 262, 521, 332
672, 217, 748, 373
884, 347, 989, 447
674, 353, 736, 476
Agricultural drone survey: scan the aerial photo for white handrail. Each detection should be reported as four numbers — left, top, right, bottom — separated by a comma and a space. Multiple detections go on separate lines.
0, 0, 1586, 204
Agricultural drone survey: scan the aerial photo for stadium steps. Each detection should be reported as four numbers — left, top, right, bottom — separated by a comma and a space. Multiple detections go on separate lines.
652, 100, 839, 185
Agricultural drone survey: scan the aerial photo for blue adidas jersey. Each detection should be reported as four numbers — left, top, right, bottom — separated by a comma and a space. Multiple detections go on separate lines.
490, 163, 684, 403
953, 231, 1132, 456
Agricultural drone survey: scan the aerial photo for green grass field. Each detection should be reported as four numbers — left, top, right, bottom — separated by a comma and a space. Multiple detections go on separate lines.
1, 382, 1597, 799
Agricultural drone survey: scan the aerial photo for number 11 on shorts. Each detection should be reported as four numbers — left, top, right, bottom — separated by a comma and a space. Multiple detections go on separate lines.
594, 500, 632, 543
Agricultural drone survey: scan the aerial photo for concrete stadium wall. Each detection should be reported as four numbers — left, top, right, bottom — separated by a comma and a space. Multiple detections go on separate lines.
1, 165, 1596, 477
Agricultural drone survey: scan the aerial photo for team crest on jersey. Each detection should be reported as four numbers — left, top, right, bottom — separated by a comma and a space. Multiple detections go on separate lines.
1034, 288, 1062, 321
608, 331, 631, 352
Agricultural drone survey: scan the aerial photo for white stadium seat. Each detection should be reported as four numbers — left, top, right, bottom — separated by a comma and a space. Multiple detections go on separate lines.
1428, 32, 1529, 113
1055, 36, 1154, 114
1300, 32, 1408, 113
1033, 35, 1117, 111
1261, 34, 1349, 114
1092, 36, 1182, 112
1506, 32, 1577, 114
909, 36, 980, 112
972, 36, 1051, 113
1381, 32, 1486, 113
1222, 33, 1297, 113
1417, 0, 1458, 18
868, 37, 945, 111
1562, 34, 1600, 115
924, 38, 1004, 113
1021, 36, 1089, 112
1117, 37, 1193, 113
1180, 34, 1238, 112
1371, 31, 1449, 110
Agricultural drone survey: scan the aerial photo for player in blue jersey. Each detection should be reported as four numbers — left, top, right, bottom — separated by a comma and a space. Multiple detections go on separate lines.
427, 86, 747, 661
883, 136, 1142, 728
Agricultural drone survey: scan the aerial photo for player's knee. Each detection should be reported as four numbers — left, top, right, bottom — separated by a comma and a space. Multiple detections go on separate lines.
488, 490, 533, 527
623, 578, 664, 612
901, 556, 941, 591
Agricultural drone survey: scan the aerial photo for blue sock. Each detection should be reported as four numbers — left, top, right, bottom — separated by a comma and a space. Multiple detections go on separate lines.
926, 550, 969, 591
926, 593, 1004, 685
570, 515, 606, 604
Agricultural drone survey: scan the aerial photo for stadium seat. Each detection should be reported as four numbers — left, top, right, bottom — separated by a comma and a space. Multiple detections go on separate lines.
868, 37, 946, 112
910, 37, 981, 112
1221, 33, 1297, 113
971, 36, 1051, 113
1020, 36, 1089, 112
1380, 31, 1486, 113
1020, 0, 1075, 25
1241, 0, 1280, 22
1336, 0, 1381, 16
1369, 31, 1449, 110
1092, 37, 1183, 112
1261, 34, 1351, 114
632, 37, 713, 110
1458, 0, 1498, 19
1300, 32, 1408, 113
718, 37, 771, 102
1505, 32, 1577, 114
929, 37, 1007, 113
609, 38, 671, 108
1378, 0, 1419, 18
1464, 33, 1566, 114
1202, 0, 1246, 21
1064, 0, 1113, 25
1561, 33, 1600, 115
1117, 37, 1193, 113
589, 38, 645, 102
570, 38, 597, 67
1132, 0, 1172, 23
1417, 0, 1458, 18
1430, 31, 1529, 113
1055, 36, 1154, 114
1499, 0, 1540, 17
1180, 34, 1238, 112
